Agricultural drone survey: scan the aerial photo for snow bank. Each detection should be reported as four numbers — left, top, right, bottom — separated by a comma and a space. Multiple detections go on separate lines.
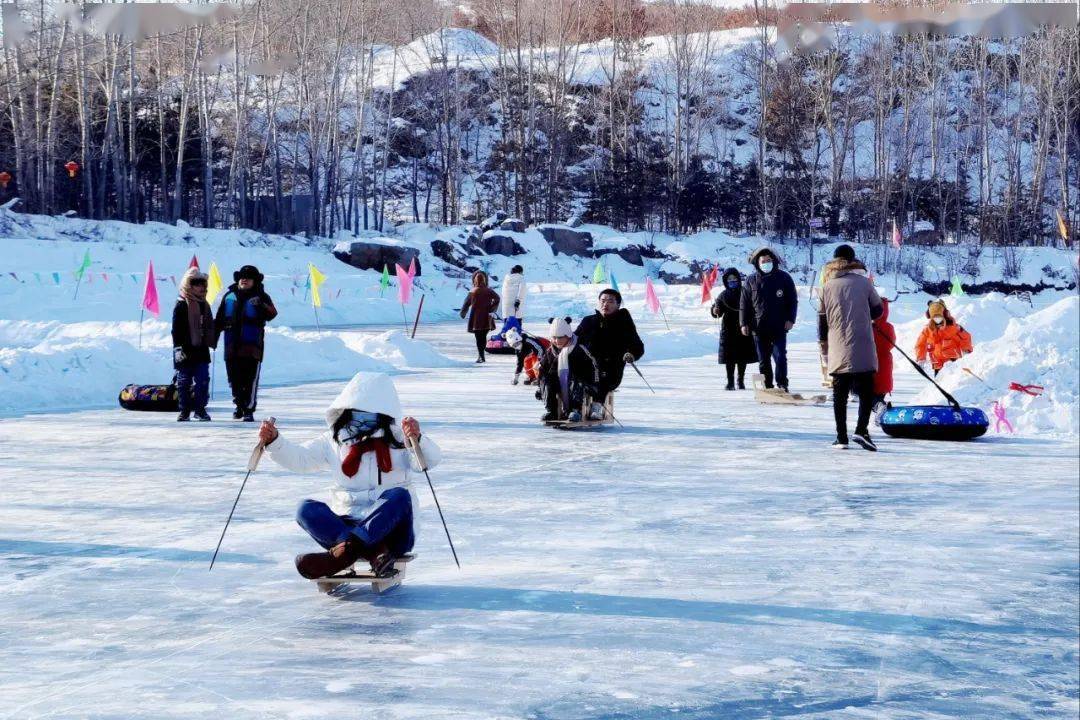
638, 327, 717, 363
910, 296, 1079, 437
0, 320, 462, 414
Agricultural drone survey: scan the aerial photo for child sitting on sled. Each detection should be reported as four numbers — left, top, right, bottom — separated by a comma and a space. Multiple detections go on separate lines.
256, 372, 441, 579
536, 317, 602, 423
915, 299, 973, 375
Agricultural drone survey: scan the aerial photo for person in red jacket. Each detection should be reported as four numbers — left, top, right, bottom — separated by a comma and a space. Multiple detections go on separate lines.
871, 298, 895, 414
915, 299, 973, 375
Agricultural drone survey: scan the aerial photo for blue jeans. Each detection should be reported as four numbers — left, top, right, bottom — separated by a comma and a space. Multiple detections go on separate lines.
498, 316, 522, 337
176, 362, 209, 413
295, 487, 415, 556
754, 333, 788, 389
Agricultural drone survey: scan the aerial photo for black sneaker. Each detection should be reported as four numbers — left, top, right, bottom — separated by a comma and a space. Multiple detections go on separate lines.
242, 412, 255, 422
193, 409, 211, 422
831, 439, 848, 449
724, 382, 735, 391
567, 410, 582, 422
232, 408, 244, 420
177, 411, 191, 422
542, 411, 557, 423
852, 432, 878, 452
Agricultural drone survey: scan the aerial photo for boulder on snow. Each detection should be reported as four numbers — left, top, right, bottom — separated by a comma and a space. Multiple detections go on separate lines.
499, 218, 526, 233
333, 240, 422, 275
594, 244, 669, 267
566, 214, 583, 228
479, 211, 508, 232
537, 224, 594, 257
478, 230, 527, 256
430, 239, 469, 268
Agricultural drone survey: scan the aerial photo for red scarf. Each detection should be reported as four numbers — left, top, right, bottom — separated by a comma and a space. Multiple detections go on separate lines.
341, 438, 392, 478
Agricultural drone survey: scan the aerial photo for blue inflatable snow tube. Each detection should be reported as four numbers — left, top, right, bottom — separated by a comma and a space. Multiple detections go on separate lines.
880, 405, 989, 441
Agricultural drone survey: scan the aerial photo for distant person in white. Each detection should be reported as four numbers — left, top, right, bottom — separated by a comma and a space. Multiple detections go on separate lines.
499, 265, 527, 337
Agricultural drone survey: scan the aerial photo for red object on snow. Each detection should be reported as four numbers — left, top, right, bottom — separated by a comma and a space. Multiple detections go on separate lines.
64, 161, 80, 178
0, 171, 11, 189
1008, 382, 1044, 397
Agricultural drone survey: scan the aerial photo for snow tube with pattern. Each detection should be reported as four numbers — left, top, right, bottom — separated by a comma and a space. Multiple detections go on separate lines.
118, 383, 180, 412
879, 405, 989, 441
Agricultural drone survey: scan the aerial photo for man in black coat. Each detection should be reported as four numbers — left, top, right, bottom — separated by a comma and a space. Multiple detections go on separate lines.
214, 265, 278, 421
739, 247, 797, 391
574, 289, 645, 404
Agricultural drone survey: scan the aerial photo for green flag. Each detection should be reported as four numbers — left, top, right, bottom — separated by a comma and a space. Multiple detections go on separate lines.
592, 261, 606, 284
950, 277, 965, 297
380, 264, 390, 296
75, 249, 91, 281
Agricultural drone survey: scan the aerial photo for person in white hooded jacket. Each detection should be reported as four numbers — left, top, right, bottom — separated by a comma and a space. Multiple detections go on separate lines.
498, 265, 527, 337
257, 372, 442, 579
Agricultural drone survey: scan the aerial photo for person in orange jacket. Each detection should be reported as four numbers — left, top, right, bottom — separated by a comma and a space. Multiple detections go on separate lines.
915, 299, 973, 375
871, 298, 895, 414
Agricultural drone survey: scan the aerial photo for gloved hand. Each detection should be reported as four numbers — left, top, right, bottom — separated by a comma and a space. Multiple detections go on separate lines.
514, 300, 520, 310
173, 347, 187, 365
622, 352, 635, 363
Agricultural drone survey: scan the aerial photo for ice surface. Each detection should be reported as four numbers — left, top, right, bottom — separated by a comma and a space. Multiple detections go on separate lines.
1, 321, 1076, 719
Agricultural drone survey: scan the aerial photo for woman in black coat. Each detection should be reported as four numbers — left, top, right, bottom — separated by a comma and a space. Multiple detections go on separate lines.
710, 267, 758, 390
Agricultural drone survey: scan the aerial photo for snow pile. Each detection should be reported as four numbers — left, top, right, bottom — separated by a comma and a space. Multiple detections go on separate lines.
340, 330, 469, 368
0, 320, 461, 414
911, 295, 1079, 437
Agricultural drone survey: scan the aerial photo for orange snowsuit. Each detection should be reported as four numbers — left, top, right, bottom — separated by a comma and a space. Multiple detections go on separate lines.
915, 301, 972, 371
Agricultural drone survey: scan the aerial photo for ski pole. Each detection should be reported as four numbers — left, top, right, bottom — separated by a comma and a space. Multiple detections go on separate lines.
406, 435, 461, 569
627, 359, 656, 394
209, 417, 274, 571
873, 325, 961, 410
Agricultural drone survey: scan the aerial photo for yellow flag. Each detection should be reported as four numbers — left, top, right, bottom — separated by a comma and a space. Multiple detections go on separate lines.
206, 262, 224, 304
1057, 209, 1069, 244
308, 263, 326, 308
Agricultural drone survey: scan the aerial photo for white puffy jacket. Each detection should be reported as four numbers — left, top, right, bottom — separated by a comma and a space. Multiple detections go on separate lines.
265, 372, 441, 538
501, 272, 527, 318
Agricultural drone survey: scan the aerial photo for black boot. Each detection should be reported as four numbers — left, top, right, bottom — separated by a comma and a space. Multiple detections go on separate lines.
232, 407, 244, 420
177, 411, 191, 422
295, 538, 366, 579
193, 409, 211, 422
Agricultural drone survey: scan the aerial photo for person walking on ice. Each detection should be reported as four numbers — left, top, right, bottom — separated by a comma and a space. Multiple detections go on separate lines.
710, 268, 757, 390
915, 299, 973, 376
215, 264, 277, 421
740, 248, 797, 392
172, 267, 217, 422
256, 372, 442, 579
460, 270, 500, 364
499, 264, 527, 338
818, 245, 884, 451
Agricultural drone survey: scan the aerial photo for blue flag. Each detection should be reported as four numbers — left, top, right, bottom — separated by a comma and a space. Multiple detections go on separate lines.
609, 272, 620, 294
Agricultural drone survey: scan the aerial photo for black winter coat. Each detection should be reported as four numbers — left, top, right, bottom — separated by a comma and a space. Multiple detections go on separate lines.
574, 308, 645, 391
171, 299, 216, 367
214, 284, 278, 361
538, 342, 600, 392
710, 278, 758, 364
740, 268, 797, 339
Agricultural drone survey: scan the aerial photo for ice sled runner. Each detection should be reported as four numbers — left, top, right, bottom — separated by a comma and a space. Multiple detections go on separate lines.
313, 554, 415, 594
751, 375, 827, 406
118, 381, 179, 411
545, 394, 615, 430
879, 405, 989, 441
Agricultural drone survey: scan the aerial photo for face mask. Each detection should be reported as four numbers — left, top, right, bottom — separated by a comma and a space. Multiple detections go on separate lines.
726, 280, 739, 289
933, 316, 945, 325
759, 261, 774, 273
336, 411, 382, 445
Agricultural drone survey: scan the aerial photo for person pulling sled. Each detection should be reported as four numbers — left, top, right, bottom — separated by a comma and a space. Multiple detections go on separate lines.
256, 372, 442, 579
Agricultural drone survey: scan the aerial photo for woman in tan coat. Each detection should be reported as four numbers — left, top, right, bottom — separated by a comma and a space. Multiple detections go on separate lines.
460, 271, 500, 363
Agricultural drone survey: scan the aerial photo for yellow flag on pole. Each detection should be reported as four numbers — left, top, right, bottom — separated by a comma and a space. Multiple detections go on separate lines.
308, 263, 327, 307
206, 262, 224, 304
1057, 209, 1069, 245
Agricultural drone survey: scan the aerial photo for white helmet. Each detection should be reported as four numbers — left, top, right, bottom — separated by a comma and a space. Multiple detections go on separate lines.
504, 327, 523, 350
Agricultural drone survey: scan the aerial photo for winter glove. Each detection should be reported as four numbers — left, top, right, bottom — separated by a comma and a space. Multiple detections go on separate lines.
173, 347, 187, 365
622, 352, 635, 363
513, 300, 520, 310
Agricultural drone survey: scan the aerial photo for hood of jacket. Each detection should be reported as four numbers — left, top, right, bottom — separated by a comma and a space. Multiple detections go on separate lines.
748, 247, 781, 268
821, 258, 867, 285
926, 299, 956, 326
324, 372, 404, 429
721, 267, 741, 286
874, 297, 890, 324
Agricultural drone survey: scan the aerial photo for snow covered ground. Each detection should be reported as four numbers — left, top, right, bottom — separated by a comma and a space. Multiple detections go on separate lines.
1, 321, 1077, 719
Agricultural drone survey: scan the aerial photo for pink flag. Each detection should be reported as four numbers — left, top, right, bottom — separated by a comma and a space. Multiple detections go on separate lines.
891, 220, 902, 249
395, 263, 413, 305
645, 277, 661, 314
142, 261, 160, 317
407, 257, 417, 280
188, 254, 200, 269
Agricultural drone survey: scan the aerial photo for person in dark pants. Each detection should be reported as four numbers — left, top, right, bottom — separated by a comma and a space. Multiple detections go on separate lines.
710, 268, 758, 390
819, 244, 884, 451
740, 247, 797, 391
172, 268, 217, 422
459, 270, 500, 363
504, 326, 550, 385
537, 317, 601, 422
574, 289, 644, 411
214, 264, 277, 421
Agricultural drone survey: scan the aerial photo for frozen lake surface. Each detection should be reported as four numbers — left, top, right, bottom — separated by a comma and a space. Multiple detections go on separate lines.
1, 330, 1077, 719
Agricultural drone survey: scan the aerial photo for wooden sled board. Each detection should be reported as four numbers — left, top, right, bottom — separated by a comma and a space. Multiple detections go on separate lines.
545, 419, 605, 430
751, 374, 828, 405
314, 554, 415, 594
